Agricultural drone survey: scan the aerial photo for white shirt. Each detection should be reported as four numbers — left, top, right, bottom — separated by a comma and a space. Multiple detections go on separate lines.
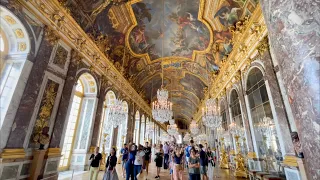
134, 151, 145, 165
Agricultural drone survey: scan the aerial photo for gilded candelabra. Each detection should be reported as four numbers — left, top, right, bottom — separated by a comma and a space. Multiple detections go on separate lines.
219, 137, 229, 169
234, 135, 248, 178
99, 133, 108, 171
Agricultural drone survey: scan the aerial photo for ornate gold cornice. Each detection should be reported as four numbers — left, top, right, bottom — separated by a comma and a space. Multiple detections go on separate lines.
15, 0, 167, 130
46, 148, 61, 157
283, 155, 298, 167
195, 4, 267, 122
0, 149, 26, 159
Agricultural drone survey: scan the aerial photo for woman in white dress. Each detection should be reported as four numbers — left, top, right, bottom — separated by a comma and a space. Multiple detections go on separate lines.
207, 147, 216, 180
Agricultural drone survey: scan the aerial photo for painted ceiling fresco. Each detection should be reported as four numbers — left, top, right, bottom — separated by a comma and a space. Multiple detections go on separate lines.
129, 0, 210, 60
65, 0, 259, 126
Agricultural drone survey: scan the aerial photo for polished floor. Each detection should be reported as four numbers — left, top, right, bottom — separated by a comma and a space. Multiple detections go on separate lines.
58, 162, 245, 180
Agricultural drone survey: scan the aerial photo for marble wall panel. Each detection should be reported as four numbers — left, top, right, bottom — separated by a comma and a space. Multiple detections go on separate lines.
0, 164, 19, 180
20, 162, 31, 177
260, 1, 320, 178
5, 40, 53, 148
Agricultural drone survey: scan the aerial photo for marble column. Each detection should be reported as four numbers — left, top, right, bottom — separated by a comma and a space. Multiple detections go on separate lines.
49, 57, 77, 148
126, 102, 135, 143
258, 49, 295, 157
5, 40, 53, 148
260, 1, 320, 178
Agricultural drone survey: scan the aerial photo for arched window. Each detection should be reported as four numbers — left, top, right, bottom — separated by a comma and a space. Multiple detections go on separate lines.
140, 115, 145, 144
60, 73, 97, 170
116, 101, 128, 149
246, 68, 280, 159
133, 111, 140, 144
98, 90, 116, 153
0, 6, 31, 129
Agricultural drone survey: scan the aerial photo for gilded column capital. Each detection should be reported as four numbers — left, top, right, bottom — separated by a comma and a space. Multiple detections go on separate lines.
44, 26, 59, 46
257, 36, 269, 55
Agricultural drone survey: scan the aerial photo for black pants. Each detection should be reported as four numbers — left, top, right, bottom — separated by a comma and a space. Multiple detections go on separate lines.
163, 154, 169, 169
189, 173, 201, 180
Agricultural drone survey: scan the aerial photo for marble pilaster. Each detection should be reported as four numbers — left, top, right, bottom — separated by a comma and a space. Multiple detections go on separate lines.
256, 50, 295, 157
5, 40, 53, 148
260, 1, 320, 179
49, 58, 78, 148
126, 102, 135, 143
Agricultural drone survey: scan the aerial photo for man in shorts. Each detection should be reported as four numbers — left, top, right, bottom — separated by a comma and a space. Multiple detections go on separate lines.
143, 141, 152, 178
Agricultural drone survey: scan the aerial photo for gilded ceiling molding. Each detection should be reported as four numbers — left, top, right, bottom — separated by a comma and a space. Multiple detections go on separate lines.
195, 4, 268, 122
44, 26, 59, 46
15, 0, 167, 130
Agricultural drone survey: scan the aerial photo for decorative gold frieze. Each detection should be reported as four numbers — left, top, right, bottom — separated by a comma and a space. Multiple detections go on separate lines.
108, 9, 119, 29
283, 155, 298, 167
32, 80, 58, 147
14, 29, 24, 38
44, 26, 59, 46
47, 148, 61, 157
18, 42, 26, 51
0, 149, 26, 159
4, 15, 16, 25
257, 36, 269, 55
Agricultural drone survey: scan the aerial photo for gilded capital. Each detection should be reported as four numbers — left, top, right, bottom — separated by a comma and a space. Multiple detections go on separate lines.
44, 26, 59, 46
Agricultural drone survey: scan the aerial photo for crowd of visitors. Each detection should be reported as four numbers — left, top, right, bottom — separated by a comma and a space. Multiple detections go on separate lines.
88, 139, 217, 180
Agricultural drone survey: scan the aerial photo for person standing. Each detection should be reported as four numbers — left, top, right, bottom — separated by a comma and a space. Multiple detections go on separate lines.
172, 146, 184, 180
207, 147, 216, 180
143, 142, 152, 178
163, 142, 170, 169
89, 147, 102, 180
103, 147, 119, 180
120, 143, 129, 178
185, 140, 194, 166
199, 144, 208, 180
188, 147, 200, 180
134, 145, 145, 180
125, 143, 137, 180
155, 144, 164, 179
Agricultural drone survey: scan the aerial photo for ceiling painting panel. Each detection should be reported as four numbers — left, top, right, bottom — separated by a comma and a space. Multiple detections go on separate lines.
128, 0, 211, 61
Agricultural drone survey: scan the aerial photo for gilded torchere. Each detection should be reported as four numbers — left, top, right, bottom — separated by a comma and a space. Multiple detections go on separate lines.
219, 137, 229, 169
99, 133, 108, 171
234, 135, 248, 178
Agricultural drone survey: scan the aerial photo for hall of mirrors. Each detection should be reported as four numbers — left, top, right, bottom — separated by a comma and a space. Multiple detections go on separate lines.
0, 0, 318, 180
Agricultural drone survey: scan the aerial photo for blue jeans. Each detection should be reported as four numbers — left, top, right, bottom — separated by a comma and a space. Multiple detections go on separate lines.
133, 165, 142, 180
163, 154, 169, 169
125, 161, 134, 180
189, 173, 201, 180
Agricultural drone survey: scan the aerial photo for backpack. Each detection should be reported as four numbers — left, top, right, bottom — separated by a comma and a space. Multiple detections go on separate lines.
185, 146, 191, 157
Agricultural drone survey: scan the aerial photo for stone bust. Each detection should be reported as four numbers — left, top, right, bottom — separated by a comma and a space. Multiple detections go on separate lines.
291, 132, 304, 158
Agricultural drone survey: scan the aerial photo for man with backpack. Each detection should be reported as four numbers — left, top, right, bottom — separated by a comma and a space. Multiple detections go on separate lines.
185, 140, 194, 167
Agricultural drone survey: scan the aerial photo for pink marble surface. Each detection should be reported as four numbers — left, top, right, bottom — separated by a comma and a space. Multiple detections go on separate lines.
260, 0, 320, 179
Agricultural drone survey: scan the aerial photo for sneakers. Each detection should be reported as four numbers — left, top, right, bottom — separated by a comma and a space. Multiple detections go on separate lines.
155, 175, 160, 179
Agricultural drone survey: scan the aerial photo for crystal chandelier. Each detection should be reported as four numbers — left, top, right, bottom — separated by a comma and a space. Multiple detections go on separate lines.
229, 122, 242, 136
169, 117, 175, 125
183, 133, 191, 141
167, 123, 179, 136
190, 120, 200, 135
152, 87, 173, 123
257, 117, 276, 136
197, 133, 207, 142
109, 98, 126, 128
146, 122, 155, 136
202, 98, 222, 129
